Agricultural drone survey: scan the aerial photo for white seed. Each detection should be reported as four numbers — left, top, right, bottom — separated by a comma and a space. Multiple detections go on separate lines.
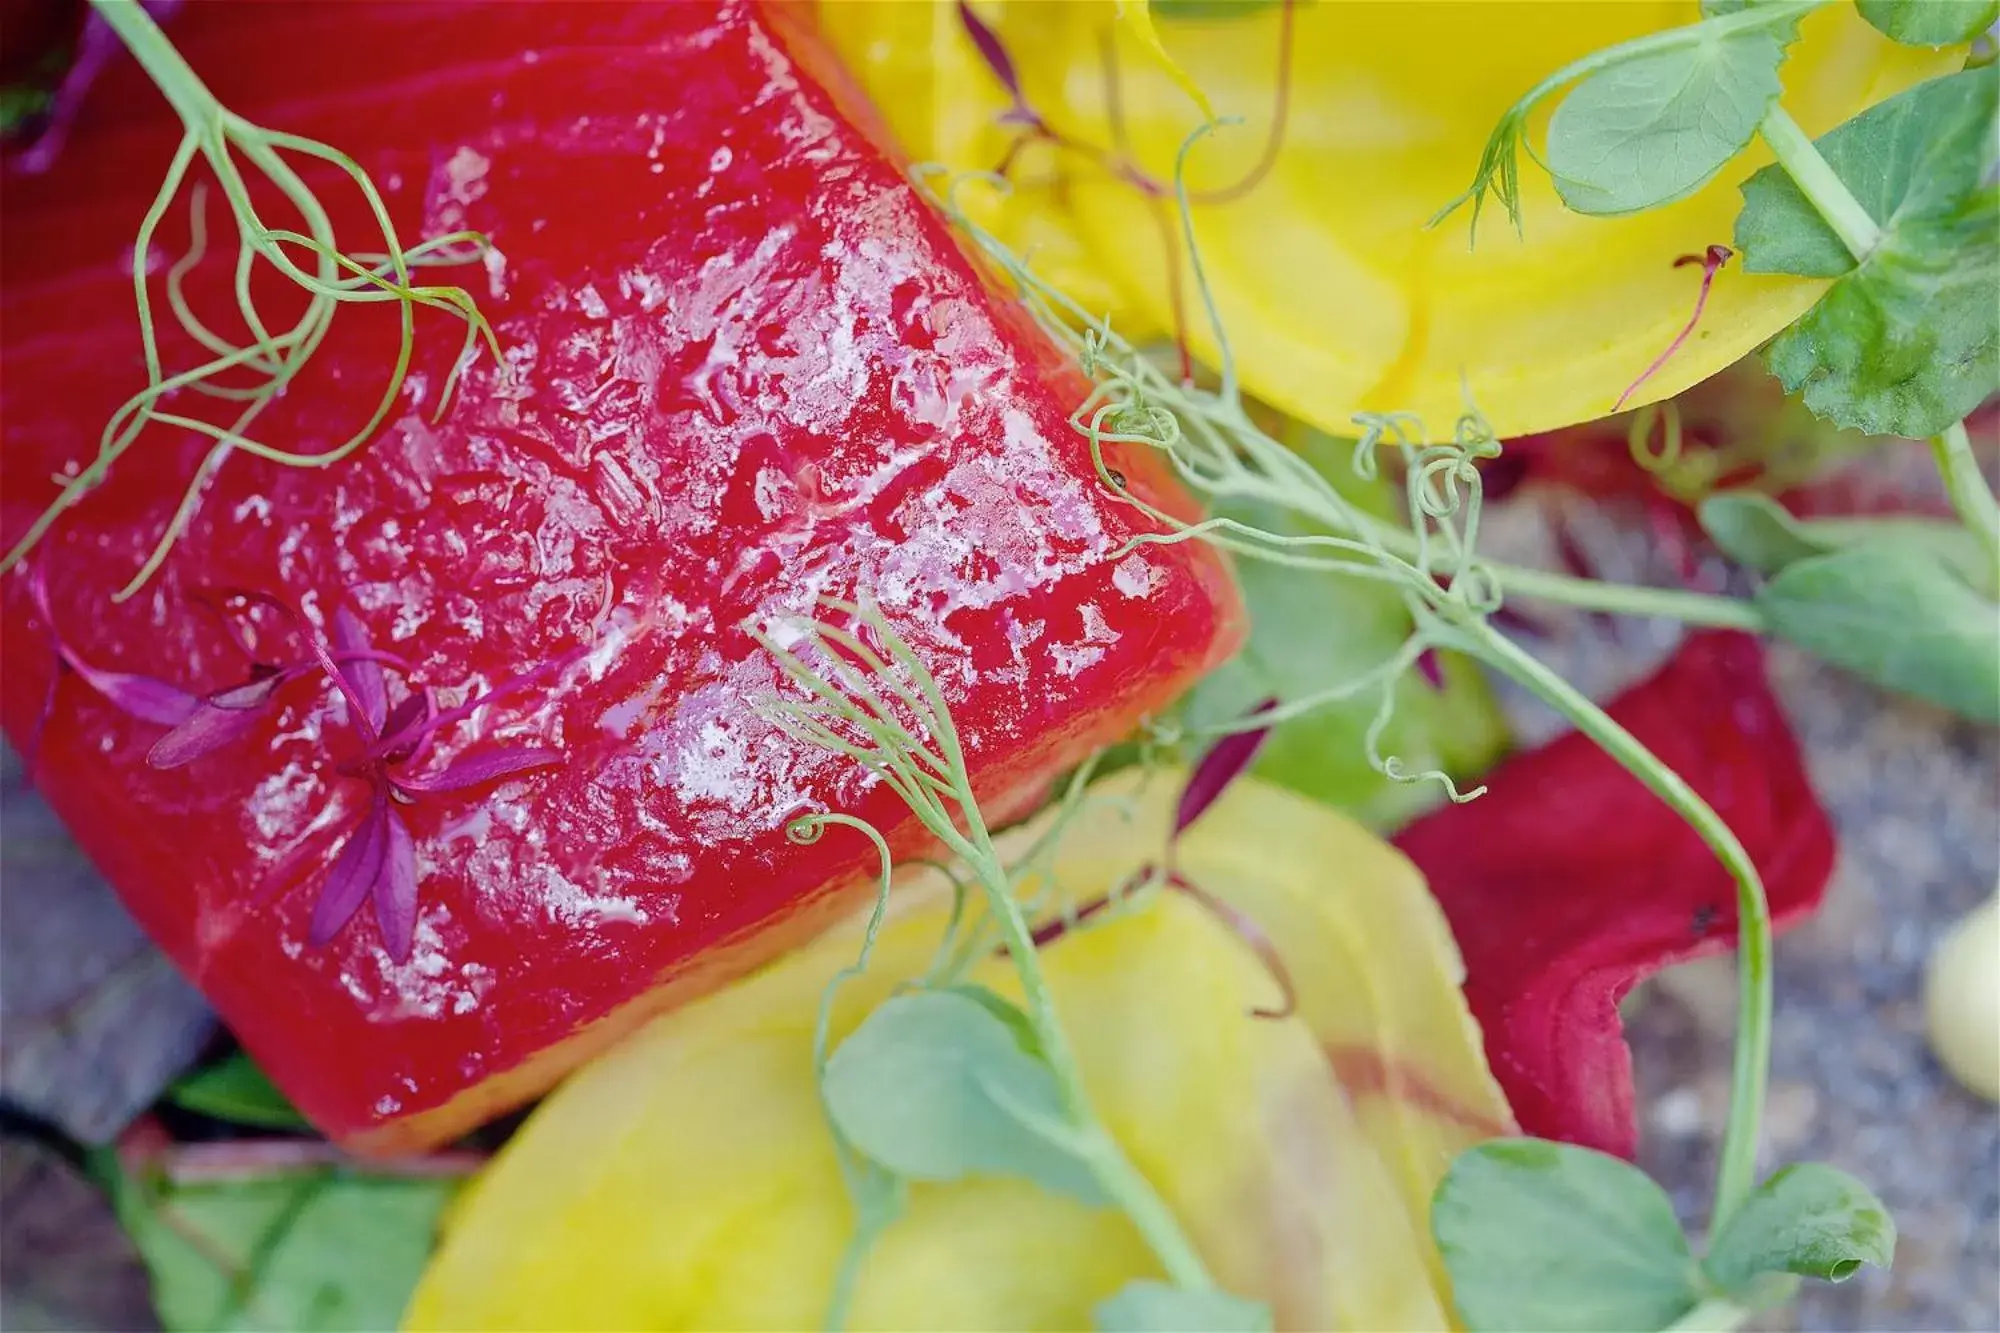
1925, 891, 2000, 1103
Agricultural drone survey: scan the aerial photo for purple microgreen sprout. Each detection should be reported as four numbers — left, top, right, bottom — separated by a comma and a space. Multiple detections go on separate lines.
289, 609, 563, 962
27, 569, 561, 961
25, 557, 198, 730
1614, 245, 1734, 413
1173, 696, 1276, 837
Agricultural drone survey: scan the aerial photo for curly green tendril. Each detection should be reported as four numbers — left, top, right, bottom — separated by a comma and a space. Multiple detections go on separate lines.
0, 0, 497, 597
917, 122, 1776, 1232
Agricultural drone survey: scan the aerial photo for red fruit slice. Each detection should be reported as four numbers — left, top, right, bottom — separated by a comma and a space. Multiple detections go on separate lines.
1394, 631, 1835, 1158
0, 1, 1240, 1150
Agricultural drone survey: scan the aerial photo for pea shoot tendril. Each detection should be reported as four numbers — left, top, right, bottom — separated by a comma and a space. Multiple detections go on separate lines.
0, 0, 497, 598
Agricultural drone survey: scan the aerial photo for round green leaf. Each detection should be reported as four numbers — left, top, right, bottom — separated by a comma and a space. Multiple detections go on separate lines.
106, 1164, 456, 1332
1546, 26, 1792, 217
1738, 67, 1999, 437
1704, 1162, 1897, 1290
1697, 493, 1830, 574
1432, 1138, 1702, 1333
1856, 0, 1999, 47
1755, 540, 2000, 722
822, 988, 1107, 1204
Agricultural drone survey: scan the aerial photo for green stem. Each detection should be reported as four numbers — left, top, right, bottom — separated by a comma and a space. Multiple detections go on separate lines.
1756, 104, 1880, 261
90, 0, 218, 128
1364, 519, 1768, 631
1480, 559, 1764, 630
961, 835, 1215, 1292
1662, 1296, 1755, 1333
1930, 422, 2000, 574
1461, 620, 1773, 1230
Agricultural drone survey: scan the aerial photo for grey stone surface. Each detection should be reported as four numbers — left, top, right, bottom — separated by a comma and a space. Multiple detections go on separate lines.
0, 747, 214, 1143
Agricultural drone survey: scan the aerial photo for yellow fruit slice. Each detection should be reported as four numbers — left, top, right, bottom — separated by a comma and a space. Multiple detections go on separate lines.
823, 1, 1959, 437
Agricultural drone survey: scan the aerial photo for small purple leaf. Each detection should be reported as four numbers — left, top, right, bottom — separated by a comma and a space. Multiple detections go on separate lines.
1175, 698, 1278, 839
209, 674, 286, 710
303, 618, 380, 744
353, 673, 536, 767
394, 746, 562, 796
331, 608, 387, 735
372, 810, 420, 964
378, 689, 436, 765
23, 554, 199, 726
13, 0, 186, 175
1415, 647, 1446, 692
145, 676, 286, 769
60, 657, 199, 727
956, 0, 1029, 111
308, 796, 389, 948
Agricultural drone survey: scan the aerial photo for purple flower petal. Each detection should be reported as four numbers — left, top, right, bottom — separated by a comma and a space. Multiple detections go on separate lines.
25, 554, 200, 726
378, 688, 437, 765
61, 657, 199, 727
13, 0, 185, 175
1174, 698, 1278, 839
308, 796, 390, 948
394, 746, 563, 796
331, 607, 387, 735
372, 810, 420, 964
145, 675, 287, 769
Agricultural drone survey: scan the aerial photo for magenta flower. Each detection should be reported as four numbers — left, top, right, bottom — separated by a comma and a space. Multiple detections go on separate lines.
295, 608, 560, 961
25, 565, 560, 961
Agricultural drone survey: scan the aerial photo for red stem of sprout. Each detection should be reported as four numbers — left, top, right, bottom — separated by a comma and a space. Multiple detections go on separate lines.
1614, 245, 1732, 413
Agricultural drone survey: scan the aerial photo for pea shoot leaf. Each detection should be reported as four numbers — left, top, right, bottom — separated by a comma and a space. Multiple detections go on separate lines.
1094, 1281, 1274, 1332
1546, 23, 1795, 216
1737, 67, 1999, 438
1704, 1163, 1896, 1290
168, 1054, 310, 1132
1432, 1138, 1702, 1332
1856, 0, 1999, 46
1698, 492, 1994, 592
1755, 540, 2000, 722
821, 988, 1108, 1204
1178, 431, 1508, 829
1697, 492, 1831, 573
101, 1156, 456, 1332
1738, 66, 1998, 277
